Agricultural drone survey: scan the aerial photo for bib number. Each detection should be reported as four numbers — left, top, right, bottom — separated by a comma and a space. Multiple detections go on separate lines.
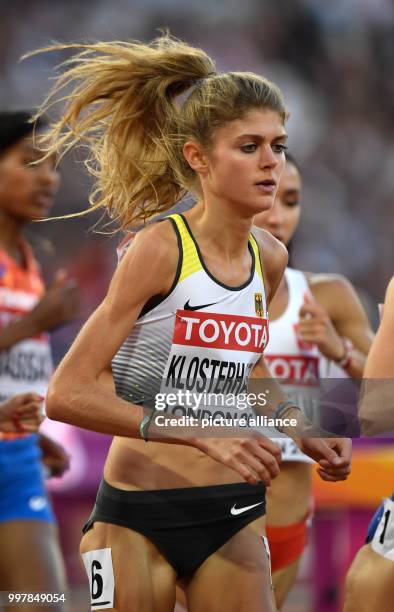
82, 548, 114, 610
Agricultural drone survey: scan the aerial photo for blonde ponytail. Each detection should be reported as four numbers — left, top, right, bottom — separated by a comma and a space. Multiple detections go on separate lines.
28, 34, 286, 230
28, 35, 215, 228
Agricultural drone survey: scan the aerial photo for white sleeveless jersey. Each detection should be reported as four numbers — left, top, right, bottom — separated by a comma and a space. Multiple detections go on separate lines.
112, 214, 269, 421
264, 268, 320, 462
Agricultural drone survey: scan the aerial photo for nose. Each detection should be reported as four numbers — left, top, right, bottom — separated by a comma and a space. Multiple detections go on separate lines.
259, 144, 278, 170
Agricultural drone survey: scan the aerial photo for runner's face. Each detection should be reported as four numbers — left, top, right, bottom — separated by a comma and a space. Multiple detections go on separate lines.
203, 108, 287, 215
0, 134, 60, 222
253, 161, 301, 246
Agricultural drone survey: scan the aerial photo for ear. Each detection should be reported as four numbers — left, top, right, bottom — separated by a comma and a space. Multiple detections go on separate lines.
183, 140, 209, 176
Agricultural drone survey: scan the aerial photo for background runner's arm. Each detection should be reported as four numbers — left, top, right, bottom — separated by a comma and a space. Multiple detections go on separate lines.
0, 317, 43, 350
0, 272, 80, 350
303, 274, 374, 379
363, 277, 394, 379
0, 393, 43, 433
249, 350, 352, 481
359, 277, 394, 435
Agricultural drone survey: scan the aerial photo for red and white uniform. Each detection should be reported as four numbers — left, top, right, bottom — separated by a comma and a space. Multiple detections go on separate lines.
264, 268, 320, 462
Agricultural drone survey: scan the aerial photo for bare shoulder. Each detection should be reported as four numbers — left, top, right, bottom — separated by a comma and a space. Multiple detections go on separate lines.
251, 225, 288, 274
121, 219, 178, 267
251, 225, 288, 265
251, 226, 288, 302
305, 272, 357, 298
304, 271, 368, 323
381, 276, 394, 325
384, 276, 394, 305
113, 218, 180, 297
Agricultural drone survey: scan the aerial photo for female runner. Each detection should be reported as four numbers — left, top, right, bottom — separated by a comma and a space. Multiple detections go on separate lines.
344, 277, 394, 612
36, 36, 352, 612
253, 154, 373, 608
0, 110, 79, 610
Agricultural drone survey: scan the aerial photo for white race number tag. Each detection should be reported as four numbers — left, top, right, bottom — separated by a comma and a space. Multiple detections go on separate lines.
82, 548, 115, 610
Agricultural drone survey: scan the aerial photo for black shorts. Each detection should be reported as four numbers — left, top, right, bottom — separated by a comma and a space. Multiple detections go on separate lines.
83, 479, 266, 578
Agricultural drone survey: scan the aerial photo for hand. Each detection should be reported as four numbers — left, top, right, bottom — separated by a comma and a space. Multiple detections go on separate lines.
298, 292, 344, 361
30, 269, 81, 332
39, 433, 70, 477
194, 433, 282, 486
279, 407, 352, 481
298, 437, 352, 482
0, 393, 44, 433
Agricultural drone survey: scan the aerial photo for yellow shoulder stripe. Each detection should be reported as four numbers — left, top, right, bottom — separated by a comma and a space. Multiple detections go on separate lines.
167, 214, 201, 283
249, 233, 264, 284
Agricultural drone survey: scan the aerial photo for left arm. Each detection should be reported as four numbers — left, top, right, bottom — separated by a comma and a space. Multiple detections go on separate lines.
38, 433, 70, 477
359, 277, 394, 435
249, 354, 352, 482
0, 393, 43, 433
299, 274, 374, 379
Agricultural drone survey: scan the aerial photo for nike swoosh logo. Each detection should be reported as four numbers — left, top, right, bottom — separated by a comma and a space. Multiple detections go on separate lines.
184, 299, 219, 311
230, 501, 264, 516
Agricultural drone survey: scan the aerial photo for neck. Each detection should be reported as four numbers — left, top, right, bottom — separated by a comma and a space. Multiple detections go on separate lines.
0, 210, 25, 257
185, 197, 254, 262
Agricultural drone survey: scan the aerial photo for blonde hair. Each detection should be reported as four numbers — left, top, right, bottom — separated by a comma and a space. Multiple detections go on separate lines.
29, 34, 286, 230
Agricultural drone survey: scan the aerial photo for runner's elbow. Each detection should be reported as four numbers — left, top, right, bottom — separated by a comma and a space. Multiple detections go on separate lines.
45, 374, 84, 423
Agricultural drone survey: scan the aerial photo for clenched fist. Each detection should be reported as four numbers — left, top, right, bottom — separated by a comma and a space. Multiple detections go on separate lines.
0, 393, 44, 433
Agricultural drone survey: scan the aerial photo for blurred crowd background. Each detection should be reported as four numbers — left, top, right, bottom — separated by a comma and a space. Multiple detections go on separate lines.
1, 1, 394, 610
2, 0, 394, 312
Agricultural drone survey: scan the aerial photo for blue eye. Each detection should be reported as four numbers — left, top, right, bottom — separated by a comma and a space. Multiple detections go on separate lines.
241, 143, 258, 153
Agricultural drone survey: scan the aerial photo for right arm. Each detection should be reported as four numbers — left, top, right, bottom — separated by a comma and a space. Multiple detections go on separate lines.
0, 393, 43, 433
0, 270, 80, 351
363, 277, 394, 379
46, 221, 178, 437
359, 277, 394, 435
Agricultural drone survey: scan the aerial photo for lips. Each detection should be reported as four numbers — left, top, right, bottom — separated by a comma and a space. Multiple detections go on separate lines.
255, 179, 276, 194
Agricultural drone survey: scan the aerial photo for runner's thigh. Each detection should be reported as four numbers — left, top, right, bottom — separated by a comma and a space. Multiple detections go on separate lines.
186, 517, 276, 612
80, 521, 177, 612
344, 544, 394, 612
